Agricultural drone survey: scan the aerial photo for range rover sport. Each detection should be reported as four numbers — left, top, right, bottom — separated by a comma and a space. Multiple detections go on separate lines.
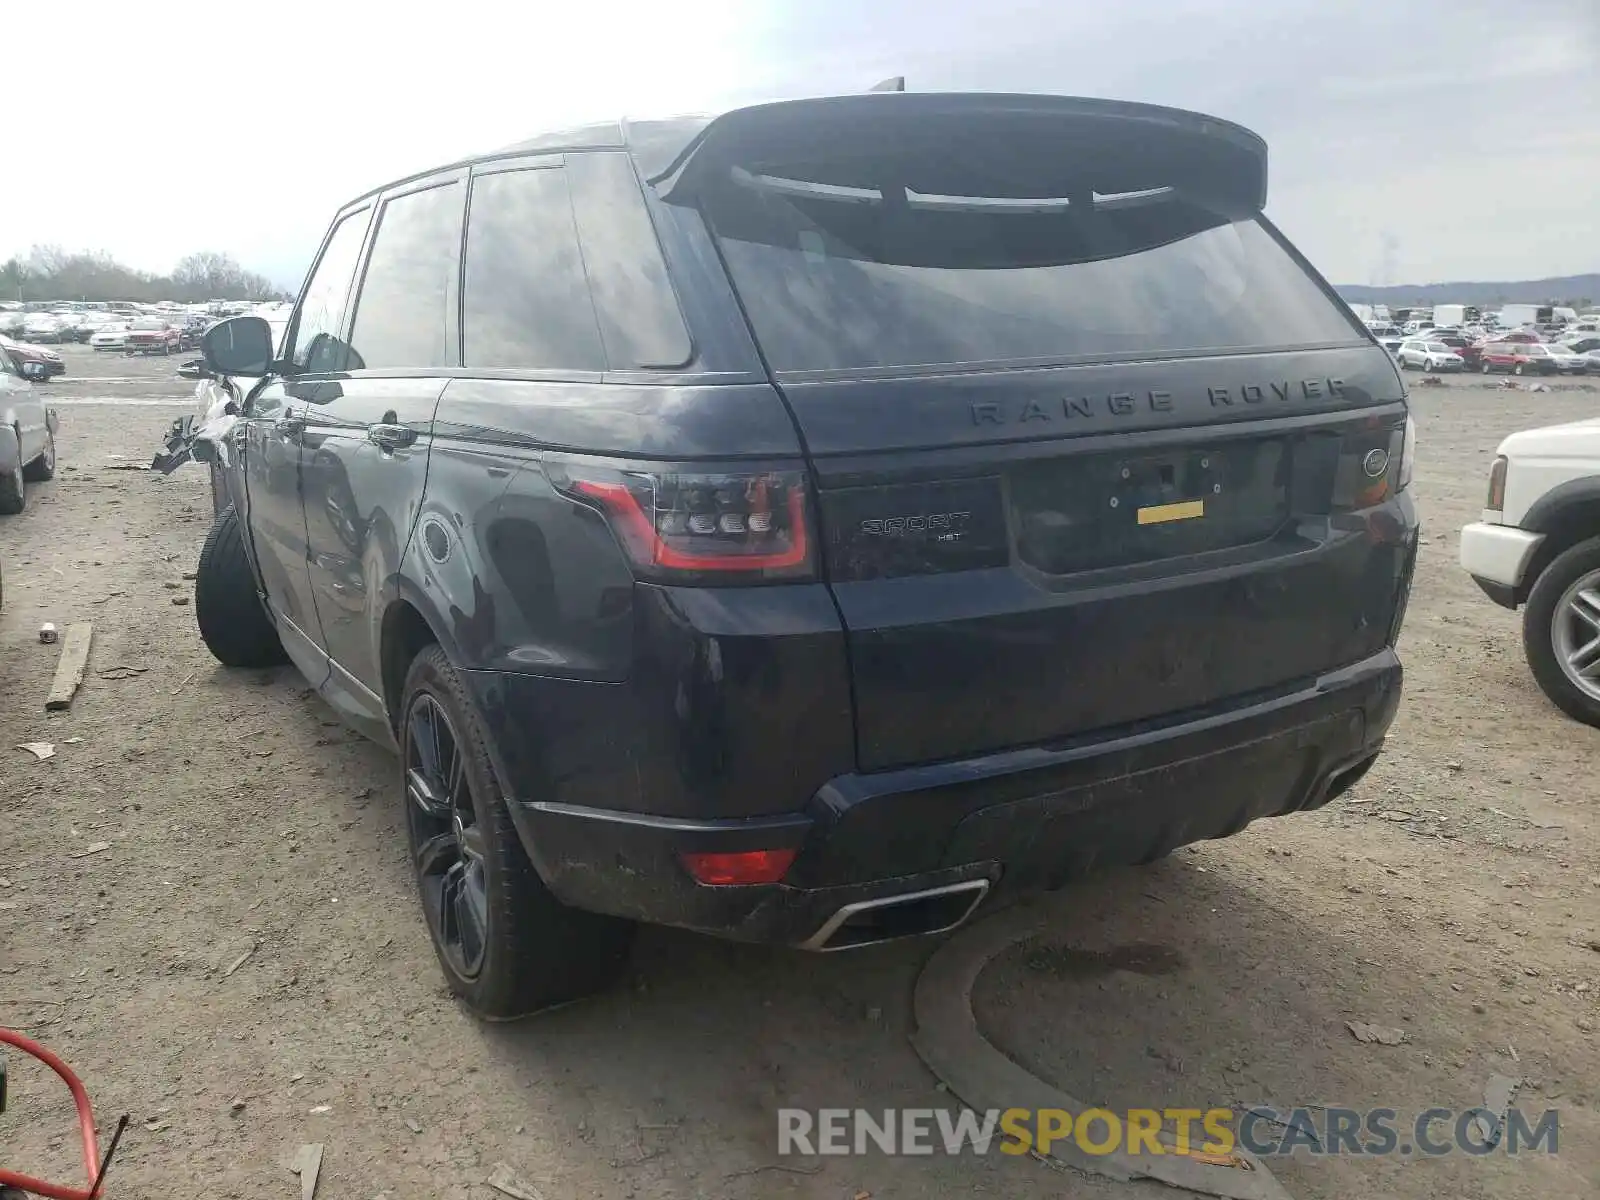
189, 92, 1417, 1018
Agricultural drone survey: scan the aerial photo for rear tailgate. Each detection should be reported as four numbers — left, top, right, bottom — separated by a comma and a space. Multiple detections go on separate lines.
793, 351, 1409, 769
672, 94, 1412, 771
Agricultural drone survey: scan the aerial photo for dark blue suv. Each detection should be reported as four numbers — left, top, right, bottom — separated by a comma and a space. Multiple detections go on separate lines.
189, 92, 1416, 1018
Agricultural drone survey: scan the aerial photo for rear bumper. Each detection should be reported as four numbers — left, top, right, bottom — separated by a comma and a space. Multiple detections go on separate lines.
505, 648, 1402, 946
1460, 521, 1543, 606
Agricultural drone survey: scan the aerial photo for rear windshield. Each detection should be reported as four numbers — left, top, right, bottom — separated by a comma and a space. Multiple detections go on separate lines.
698, 172, 1363, 373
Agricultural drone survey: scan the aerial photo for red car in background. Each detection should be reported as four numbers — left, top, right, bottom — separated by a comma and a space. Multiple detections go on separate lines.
1479, 342, 1559, 375
124, 319, 182, 355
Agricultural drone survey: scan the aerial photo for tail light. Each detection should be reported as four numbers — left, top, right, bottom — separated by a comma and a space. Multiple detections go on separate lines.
1332, 416, 1412, 510
1486, 454, 1507, 512
548, 457, 814, 583
1397, 416, 1416, 492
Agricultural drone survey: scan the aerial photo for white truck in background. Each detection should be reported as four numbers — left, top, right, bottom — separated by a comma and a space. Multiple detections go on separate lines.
1432, 304, 1480, 328
1500, 304, 1554, 329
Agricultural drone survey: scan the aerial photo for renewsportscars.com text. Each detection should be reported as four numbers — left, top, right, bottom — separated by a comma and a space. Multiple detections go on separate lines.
778, 1106, 1559, 1158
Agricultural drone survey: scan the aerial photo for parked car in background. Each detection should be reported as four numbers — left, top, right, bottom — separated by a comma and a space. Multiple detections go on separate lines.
1396, 338, 1464, 372
1457, 337, 1492, 369
178, 317, 208, 349
185, 93, 1416, 1019
1379, 336, 1405, 358
1558, 334, 1600, 355
89, 322, 131, 351
125, 318, 181, 355
1543, 344, 1590, 374
21, 314, 67, 343
1500, 330, 1542, 344
1480, 342, 1559, 375
0, 310, 24, 336
1461, 419, 1600, 726
0, 334, 66, 379
69, 312, 118, 342
0, 343, 60, 515
1580, 349, 1600, 373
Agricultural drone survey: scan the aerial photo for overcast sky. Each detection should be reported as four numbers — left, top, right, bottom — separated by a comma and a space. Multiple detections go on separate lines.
7, 0, 1596, 290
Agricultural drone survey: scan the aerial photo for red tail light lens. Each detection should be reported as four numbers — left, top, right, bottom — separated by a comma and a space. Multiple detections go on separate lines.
550, 459, 814, 582
680, 848, 797, 886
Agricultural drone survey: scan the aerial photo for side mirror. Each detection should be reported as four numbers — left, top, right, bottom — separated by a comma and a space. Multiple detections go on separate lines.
20, 362, 48, 380
201, 315, 276, 379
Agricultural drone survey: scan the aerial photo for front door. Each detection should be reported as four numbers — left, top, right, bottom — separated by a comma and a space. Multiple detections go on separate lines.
238, 204, 374, 680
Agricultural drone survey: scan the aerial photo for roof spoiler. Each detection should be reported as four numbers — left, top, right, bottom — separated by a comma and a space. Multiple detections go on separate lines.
648, 93, 1268, 217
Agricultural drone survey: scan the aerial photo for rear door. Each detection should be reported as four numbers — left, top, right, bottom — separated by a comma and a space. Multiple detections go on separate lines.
298, 172, 465, 733
680, 95, 1413, 771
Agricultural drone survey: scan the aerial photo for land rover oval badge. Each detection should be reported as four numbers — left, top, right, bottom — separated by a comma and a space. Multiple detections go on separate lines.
1363, 448, 1390, 478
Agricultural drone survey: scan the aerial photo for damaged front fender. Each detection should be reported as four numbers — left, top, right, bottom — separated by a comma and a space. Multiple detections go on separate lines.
152, 394, 239, 475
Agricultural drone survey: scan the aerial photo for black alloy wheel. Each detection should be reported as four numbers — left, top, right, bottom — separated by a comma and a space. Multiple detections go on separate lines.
405, 693, 491, 980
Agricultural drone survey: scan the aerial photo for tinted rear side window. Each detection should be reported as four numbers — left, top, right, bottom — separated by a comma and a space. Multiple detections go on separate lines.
348, 181, 463, 370
462, 166, 605, 372
565, 153, 692, 370
698, 174, 1364, 373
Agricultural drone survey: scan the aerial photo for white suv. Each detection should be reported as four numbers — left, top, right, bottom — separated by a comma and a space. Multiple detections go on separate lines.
1396, 338, 1465, 372
1460, 417, 1600, 725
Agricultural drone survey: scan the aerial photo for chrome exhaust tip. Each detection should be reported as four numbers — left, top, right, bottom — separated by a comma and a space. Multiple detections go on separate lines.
801, 879, 991, 952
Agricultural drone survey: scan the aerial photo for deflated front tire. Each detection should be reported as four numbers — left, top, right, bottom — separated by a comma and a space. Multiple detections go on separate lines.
194, 505, 289, 668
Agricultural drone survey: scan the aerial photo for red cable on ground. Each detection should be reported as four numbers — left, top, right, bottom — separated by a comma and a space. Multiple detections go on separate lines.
0, 1027, 103, 1200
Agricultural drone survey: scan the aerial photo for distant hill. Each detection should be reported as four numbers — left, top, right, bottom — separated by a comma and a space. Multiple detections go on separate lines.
1335, 275, 1599, 307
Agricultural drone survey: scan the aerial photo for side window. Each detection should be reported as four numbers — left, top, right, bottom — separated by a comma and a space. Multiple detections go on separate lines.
347, 181, 463, 370
287, 209, 372, 374
462, 166, 605, 372
565, 153, 692, 370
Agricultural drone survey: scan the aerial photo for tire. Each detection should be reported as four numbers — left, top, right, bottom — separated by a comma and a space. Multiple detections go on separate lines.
1523, 537, 1600, 728
401, 643, 635, 1019
194, 505, 288, 667
22, 427, 56, 482
0, 437, 25, 515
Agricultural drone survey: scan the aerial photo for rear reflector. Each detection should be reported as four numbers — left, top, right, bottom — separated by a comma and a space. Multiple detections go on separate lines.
680, 848, 797, 886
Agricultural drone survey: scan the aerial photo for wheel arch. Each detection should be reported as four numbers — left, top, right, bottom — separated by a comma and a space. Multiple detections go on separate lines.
380, 592, 452, 735
1518, 488, 1600, 603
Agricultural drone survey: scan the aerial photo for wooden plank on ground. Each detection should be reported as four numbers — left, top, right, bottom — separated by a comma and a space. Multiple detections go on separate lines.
44, 622, 94, 711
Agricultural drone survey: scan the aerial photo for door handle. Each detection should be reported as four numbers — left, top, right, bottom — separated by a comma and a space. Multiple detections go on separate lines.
275, 415, 306, 439
368, 423, 417, 451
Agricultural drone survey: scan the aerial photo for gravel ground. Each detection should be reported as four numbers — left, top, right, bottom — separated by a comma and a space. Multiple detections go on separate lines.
2, 348, 1598, 1200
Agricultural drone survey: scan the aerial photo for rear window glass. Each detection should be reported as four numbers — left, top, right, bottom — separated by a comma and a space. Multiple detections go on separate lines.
698, 173, 1363, 373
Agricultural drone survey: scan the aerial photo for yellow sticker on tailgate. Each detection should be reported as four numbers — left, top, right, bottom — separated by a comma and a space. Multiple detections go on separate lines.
1136, 499, 1206, 526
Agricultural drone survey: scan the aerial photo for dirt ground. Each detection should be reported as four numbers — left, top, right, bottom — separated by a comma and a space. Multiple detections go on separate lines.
2, 348, 1598, 1200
